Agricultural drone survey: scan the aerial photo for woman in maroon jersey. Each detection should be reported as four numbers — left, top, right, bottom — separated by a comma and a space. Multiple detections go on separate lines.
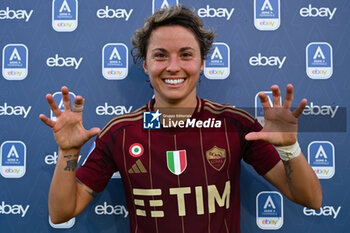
40, 5, 321, 233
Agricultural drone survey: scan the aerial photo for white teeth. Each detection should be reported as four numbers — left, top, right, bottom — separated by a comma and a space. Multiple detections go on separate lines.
164, 79, 185, 85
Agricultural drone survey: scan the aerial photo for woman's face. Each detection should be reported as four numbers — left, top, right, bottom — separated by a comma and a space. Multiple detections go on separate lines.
143, 25, 204, 106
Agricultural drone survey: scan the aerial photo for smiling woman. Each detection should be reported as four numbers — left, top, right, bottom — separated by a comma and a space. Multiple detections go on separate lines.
40, 4, 321, 233
143, 25, 203, 108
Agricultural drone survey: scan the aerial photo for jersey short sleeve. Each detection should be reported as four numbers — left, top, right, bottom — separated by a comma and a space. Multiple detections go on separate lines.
242, 120, 281, 176
76, 133, 118, 192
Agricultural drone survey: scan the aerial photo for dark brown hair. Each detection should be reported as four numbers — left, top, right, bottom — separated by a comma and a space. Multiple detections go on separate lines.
131, 5, 215, 66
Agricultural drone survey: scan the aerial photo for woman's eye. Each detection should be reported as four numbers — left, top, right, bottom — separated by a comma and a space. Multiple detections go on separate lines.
155, 53, 166, 58
181, 52, 192, 58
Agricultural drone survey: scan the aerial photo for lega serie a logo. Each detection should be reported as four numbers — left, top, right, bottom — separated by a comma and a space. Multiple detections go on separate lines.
204, 42, 230, 80
306, 42, 333, 79
0, 141, 26, 178
308, 141, 335, 179
50, 91, 76, 121
254, 0, 280, 31
52, 0, 78, 32
255, 91, 281, 126
102, 43, 128, 80
2, 44, 28, 80
256, 191, 283, 230
152, 0, 179, 14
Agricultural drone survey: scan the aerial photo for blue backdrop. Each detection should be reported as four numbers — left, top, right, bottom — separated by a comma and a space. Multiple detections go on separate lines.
1, 0, 349, 232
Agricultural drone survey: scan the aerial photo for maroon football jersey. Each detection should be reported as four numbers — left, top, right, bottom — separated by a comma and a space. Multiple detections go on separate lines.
76, 97, 280, 233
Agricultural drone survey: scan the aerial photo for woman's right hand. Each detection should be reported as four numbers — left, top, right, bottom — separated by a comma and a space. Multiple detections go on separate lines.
39, 86, 100, 151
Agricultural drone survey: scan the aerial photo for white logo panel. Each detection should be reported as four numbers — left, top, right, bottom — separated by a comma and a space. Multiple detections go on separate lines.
0, 141, 26, 178
308, 141, 335, 179
2, 44, 28, 80
256, 191, 283, 230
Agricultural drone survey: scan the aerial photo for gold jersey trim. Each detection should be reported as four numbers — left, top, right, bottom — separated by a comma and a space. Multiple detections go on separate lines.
99, 106, 146, 138
203, 99, 255, 123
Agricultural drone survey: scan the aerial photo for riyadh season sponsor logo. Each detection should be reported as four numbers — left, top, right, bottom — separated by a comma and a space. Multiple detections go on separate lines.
0, 201, 30, 217
95, 202, 128, 218
304, 205, 341, 219
143, 110, 222, 129
152, 0, 178, 14
2, 44, 28, 80
96, 103, 133, 116
102, 43, 128, 80
255, 91, 281, 126
0, 7, 33, 22
52, 0, 78, 32
49, 216, 75, 229
96, 6, 133, 21
306, 42, 333, 79
204, 42, 230, 80
300, 5, 337, 20
256, 191, 283, 230
308, 141, 335, 179
0, 141, 26, 178
249, 53, 286, 69
0, 103, 32, 118
197, 5, 234, 20
50, 91, 76, 121
46, 54, 83, 69
254, 0, 280, 31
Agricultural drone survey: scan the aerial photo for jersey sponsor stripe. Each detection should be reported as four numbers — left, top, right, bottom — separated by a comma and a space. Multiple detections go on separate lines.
134, 199, 145, 206
199, 128, 211, 233
133, 188, 161, 196
121, 129, 139, 233
224, 218, 229, 233
224, 119, 231, 180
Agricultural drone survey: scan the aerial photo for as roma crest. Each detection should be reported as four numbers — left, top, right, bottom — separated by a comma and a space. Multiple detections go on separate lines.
206, 146, 226, 171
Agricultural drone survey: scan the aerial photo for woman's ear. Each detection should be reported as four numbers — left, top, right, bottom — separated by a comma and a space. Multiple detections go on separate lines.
200, 59, 204, 73
143, 60, 148, 75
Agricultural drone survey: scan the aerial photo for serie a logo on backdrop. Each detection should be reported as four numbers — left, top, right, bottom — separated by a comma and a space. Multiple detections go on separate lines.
2, 44, 28, 80
153, 0, 179, 13
256, 191, 283, 230
254, 0, 280, 31
204, 42, 230, 80
50, 91, 76, 121
255, 91, 281, 126
306, 42, 333, 80
0, 141, 26, 178
52, 0, 78, 32
308, 141, 335, 179
102, 43, 128, 80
